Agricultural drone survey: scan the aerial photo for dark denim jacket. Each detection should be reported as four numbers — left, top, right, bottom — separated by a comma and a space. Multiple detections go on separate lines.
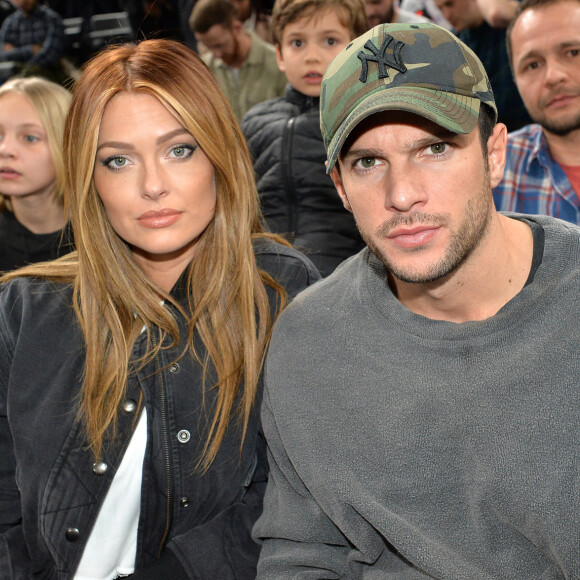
0, 239, 320, 579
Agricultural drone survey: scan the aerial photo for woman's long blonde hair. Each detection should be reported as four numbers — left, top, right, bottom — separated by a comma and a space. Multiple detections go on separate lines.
4, 40, 287, 469
0, 76, 71, 212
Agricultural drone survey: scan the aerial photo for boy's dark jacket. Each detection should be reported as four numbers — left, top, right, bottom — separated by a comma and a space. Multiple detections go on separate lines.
242, 85, 364, 277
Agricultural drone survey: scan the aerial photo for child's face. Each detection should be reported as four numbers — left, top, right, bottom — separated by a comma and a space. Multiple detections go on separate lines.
276, 8, 352, 97
0, 92, 56, 202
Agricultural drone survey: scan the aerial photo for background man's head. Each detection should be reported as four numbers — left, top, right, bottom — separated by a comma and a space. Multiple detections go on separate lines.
14, 0, 37, 14
190, 0, 245, 65
433, 0, 484, 32
507, 0, 580, 136
364, 0, 396, 28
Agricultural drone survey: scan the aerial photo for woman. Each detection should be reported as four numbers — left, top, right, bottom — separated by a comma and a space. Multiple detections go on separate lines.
0, 40, 319, 578
0, 76, 74, 272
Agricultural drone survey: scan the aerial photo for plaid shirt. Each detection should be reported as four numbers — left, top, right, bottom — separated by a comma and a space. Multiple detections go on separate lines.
493, 124, 580, 224
0, 5, 64, 68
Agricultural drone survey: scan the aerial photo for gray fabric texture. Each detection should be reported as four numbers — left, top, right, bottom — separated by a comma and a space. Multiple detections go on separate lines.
255, 213, 580, 579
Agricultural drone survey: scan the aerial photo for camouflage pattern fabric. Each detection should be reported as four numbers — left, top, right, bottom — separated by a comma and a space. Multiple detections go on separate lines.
320, 23, 497, 173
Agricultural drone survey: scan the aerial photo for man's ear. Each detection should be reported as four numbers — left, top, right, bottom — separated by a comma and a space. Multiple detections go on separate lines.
329, 165, 353, 213
487, 123, 507, 189
275, 44, 285, 73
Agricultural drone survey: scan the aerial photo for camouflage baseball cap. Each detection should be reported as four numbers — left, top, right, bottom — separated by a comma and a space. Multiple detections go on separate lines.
321, 22, 497, 173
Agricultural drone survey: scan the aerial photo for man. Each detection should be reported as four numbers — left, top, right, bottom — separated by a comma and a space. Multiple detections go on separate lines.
494, 0, 580, 223
0, 0, 64, 76
365, 0, 429, 27
435, 0, 530, 131
189, 0, 287, 122
255, 23, 580, 578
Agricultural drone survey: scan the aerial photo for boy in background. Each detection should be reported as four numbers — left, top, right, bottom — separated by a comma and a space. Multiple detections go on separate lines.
242, 0, 367, 277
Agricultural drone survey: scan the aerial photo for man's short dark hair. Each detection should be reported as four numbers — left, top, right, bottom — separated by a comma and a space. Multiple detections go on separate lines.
189, 0, 239, 33
478, 103, 496, 156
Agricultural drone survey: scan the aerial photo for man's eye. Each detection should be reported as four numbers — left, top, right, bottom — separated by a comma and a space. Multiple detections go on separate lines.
429, 143, 448, 155
359, 157, 376, 168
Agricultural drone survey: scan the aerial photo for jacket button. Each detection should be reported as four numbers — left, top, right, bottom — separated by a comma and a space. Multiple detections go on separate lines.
180, 497, 190, 508
92, 461, 108, 475
123, 399, 137, 413
177, 429, 190, 443
65, 527, 80, 542
169, 363, 180, 373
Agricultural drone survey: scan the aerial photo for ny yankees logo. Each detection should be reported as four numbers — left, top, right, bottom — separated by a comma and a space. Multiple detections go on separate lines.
357, 35, 407, 83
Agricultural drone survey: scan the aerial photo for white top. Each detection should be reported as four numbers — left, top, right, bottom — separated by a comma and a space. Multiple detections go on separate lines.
75, 410, 147, 580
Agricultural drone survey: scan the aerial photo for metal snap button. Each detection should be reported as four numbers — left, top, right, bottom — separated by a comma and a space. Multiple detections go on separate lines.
177, 429, 190, 444
65, 527, 80, 542
123, 399, 137, 413
169, 363, 180, 373
180, 496, 190, 508
92, 461, 108, 475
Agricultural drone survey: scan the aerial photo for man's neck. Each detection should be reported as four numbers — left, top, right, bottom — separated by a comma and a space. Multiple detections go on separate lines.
388, 213, 534, 323
544, 126, 580, 166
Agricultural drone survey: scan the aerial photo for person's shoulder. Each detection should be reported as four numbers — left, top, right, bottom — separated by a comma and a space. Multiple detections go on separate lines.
37, 4, 61, 19
271, 249, 369, 326
507, 123, 543, 146
249, 31, 276, 54
242, 94, 292, 126
0, 276, 72, 326
254, 236, 322, 294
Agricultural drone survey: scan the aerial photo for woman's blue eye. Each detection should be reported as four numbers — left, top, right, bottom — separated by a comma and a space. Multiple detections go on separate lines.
105, 156, 127, 169
170, 145, 195, 159
25, 135, 39, 143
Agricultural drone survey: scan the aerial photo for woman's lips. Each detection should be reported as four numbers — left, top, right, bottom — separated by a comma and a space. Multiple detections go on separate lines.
137, 208, 182, 228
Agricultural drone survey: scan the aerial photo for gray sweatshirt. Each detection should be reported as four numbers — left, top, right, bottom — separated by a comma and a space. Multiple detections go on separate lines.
255, 214, 580, 579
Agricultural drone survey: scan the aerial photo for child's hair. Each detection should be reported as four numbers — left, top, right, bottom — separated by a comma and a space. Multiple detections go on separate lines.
0, 77, 71, 212
271, 0, 368, 46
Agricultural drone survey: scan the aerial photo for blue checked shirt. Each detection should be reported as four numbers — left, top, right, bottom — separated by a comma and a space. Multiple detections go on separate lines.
493, 124, 580, 224
0, 5, 64, 68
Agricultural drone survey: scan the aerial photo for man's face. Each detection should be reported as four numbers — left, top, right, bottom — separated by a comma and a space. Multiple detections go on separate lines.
196, 23, 239, 65
365, 0, 395, 28
434, 0, 482, 32
511, 1, 580, 136
330, 111, 506, 285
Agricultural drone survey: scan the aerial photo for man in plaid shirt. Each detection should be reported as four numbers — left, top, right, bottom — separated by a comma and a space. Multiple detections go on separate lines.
493, 0, 580, 224
0, 0, 64, 71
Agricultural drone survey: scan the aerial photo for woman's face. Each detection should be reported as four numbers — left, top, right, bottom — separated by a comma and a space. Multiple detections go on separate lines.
0, 92, 56, 202
93, 92, 217, 285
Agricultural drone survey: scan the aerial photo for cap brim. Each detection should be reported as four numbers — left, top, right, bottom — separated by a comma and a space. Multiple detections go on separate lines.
325, 86, 481, 174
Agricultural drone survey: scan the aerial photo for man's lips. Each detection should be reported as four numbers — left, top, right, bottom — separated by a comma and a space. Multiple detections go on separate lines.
386, 225, 441, 248
544, 92, 579, 109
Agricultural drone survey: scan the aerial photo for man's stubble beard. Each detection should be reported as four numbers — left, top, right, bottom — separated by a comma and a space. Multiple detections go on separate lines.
357, 173, 494, 285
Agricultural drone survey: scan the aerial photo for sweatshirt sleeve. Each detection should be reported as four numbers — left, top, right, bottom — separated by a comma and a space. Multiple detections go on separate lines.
254, 387, 352, 578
